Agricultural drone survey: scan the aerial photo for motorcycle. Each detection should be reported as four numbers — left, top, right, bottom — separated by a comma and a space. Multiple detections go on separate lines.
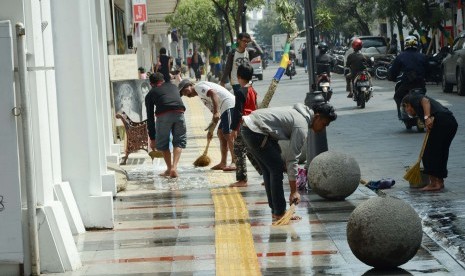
285, 59, 296, 79
352, 70, 373, 108
395, 78, 426, 132
372, 55, 394, 80
316, 72, 332, 102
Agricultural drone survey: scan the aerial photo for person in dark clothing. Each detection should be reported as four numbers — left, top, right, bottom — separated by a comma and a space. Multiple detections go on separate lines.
388, 36, 428, 119
229, 63, 262, 187
345, 38, 372, 98
191, 49, 203, 81
145, 72, 186, 178
155, 47, 172, 83
389, 33, 398, 55
316, 42, 335, 76
402, 93, 457, 191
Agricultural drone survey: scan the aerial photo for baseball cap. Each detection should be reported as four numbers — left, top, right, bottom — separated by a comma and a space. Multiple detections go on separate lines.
178, 79, 193, 96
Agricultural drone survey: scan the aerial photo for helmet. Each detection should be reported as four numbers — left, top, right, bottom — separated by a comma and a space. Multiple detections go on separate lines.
404, 35, 419, 49
318, 42, 328, 54
352, 38, 363, 51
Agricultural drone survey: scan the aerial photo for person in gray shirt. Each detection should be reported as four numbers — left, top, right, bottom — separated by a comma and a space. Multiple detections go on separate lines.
241, 103, 337, 222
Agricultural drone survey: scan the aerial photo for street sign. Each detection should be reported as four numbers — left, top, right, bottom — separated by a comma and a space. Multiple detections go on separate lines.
133, 0, 147, 23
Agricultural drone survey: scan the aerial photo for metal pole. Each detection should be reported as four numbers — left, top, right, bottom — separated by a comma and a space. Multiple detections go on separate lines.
303, 0, 328, 169
221, 17, 226, 68
241, 3, 247, 33
16, 22, 40, 276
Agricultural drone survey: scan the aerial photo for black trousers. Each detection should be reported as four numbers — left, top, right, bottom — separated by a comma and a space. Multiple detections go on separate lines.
422, 112, 458, 178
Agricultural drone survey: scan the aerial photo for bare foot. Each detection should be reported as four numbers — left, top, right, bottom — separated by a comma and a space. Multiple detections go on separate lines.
169, 169, 179, 178
211, 163, 226, 170
421, 183, 443, 191
230, 180, 248, 187
159, 170, 170, 177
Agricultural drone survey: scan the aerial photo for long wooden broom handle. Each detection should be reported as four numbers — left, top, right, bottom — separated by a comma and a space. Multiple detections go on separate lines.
203, 139, 211, 155
418, 132, 430, 161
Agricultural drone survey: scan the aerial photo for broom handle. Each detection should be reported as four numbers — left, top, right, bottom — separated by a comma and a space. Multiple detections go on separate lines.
203, 139, 211, 155
418, 132, 430, 161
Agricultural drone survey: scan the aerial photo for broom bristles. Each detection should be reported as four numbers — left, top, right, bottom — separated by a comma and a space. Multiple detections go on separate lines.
404, 161, 422, 186
193, 154, 211, 167
272, 204, 296, 226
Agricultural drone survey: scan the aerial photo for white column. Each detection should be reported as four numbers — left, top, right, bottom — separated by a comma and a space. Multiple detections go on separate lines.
51, 0, 114, 228
22, 0, 82, 272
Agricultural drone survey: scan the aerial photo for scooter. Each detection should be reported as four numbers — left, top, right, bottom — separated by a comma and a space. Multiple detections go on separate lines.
395, 79, 426, 132
352, 70, 373, 108
285, 59, 296, 80
316, 72, 332, 102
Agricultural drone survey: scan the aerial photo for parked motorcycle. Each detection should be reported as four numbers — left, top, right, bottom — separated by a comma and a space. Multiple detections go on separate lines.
372, 55, 395, 80
352, 70, 373, 108
285, 59, 296, 79
316, 72, 332, 101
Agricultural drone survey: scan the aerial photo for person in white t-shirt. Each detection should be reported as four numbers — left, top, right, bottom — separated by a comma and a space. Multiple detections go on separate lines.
220, 32, 262, 94
179, 79, 237, 171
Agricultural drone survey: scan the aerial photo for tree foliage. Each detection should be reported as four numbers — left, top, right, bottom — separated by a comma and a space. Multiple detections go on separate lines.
166, 0, 220, 52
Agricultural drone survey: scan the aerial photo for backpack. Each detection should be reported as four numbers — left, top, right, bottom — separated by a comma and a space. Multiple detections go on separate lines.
243, 86, 258, 115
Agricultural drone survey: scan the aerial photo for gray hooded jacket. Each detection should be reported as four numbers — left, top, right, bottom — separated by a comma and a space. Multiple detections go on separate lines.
246, 103, 313, 181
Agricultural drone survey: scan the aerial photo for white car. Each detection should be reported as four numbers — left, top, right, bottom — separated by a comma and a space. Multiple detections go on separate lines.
250, 56, 263, 80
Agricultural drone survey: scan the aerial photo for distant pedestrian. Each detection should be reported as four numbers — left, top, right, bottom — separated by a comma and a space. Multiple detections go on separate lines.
402, 93, 457, 191
389, 33, 398, 55
301, 43, 308, 73
241, 103, 337, 221
179, 79, 236, 171
145, 72, 186, 178
191, 49, 203, 81
220, 32, 262, 94
229, 63, 261, 187
155, 47, 172, 83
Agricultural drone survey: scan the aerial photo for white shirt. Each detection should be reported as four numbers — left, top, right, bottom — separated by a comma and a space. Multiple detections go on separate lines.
230, 50, 250, 85
194, 81, 235, 115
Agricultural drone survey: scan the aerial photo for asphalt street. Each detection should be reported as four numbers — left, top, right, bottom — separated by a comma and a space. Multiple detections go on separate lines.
252, 63, 465, 266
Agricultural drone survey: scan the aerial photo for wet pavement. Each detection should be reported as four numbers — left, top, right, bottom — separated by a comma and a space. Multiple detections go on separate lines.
45, 66, 465, 275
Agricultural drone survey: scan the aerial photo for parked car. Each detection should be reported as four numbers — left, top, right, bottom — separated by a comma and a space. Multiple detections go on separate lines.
250, 55, 263, 80
344, 36, 388, 65
441, 32, 465, 95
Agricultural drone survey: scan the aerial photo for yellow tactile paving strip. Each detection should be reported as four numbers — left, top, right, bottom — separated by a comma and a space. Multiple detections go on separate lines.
185, 97, 261, 275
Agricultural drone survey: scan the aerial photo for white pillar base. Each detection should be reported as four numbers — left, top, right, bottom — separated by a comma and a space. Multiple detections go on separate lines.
0, 264, 21, 276
101, 172, 117, 196
82, 192, 114, 229
106, 153, 119, 164
111, 143, 121, 155
54, 182, 85, 235
37, 202, 81, 273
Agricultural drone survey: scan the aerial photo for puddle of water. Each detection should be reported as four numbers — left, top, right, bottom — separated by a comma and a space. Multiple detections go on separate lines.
127, 159, 230, 190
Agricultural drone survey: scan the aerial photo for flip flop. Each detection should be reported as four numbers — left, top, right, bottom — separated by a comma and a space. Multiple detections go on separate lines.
210, 164, 225, 170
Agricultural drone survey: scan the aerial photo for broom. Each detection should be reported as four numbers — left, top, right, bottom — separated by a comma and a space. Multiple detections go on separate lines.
273, 199, 298, 226
404, 132, 429, 186
148, 150, 163, 162
193, 121, 217, 167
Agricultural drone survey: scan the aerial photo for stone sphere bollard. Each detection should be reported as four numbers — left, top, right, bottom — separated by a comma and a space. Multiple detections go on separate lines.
307, 151, 360, 200
347, 195, 422, 268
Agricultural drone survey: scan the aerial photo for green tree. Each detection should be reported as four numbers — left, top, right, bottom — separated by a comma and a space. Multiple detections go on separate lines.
253, 9, 287, 46
212, 0, 265, 43
166, 0, 220, 52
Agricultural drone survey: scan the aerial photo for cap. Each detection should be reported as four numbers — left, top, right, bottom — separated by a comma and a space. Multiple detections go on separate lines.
178, 79, 193, 96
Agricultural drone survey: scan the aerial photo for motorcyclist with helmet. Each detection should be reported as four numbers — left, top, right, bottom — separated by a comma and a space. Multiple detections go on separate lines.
345, 38, 373, 98
387, 35, 428, 119
316, 42, 335, 77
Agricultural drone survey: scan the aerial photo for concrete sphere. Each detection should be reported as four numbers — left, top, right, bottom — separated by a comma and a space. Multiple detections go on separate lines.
279, 139, 307, 165
347, 195, 422, 268
308, 151, 360, 200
